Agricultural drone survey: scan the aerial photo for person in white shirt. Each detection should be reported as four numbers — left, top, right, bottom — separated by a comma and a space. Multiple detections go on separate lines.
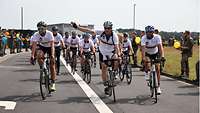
30, 21, 56, 91
121, 32, 132, 55
71, 21, 121, 96
52, 26, 65, 75
79, 33, 96, 71
141, 25, 165, 94
68, 31, 80, 71
63, 31, 71, 63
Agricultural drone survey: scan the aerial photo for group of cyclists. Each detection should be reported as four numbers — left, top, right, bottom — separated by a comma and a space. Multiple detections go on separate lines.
30, 20, 165, 96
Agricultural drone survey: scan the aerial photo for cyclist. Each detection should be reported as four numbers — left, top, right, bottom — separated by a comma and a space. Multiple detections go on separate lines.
121, 32, 132, 57
71, 21, 120, 95
52, 26, 65, 75
79, 33, 96, 71
90, 35, 99, 67
63, 31, 70, 49
63, 31, 71, 62
30, 21, 56, 91
141, 25, 165, 94
68, 31, 80, 71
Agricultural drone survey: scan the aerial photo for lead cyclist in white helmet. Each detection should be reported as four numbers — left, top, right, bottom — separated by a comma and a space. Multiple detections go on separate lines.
71, 21, 121, 95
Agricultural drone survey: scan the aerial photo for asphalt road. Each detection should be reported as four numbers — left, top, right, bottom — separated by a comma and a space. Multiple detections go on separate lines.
0, 52, 199, 113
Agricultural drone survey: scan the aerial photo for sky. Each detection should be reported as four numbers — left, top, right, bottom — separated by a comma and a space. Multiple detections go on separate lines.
0, 0, 199, 32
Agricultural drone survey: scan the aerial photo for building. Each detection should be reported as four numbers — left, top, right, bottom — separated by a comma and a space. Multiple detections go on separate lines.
47, 23, 94, 36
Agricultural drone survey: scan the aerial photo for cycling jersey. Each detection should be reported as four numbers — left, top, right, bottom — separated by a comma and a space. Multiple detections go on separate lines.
68, 36, 79, 48
32, 30, 54, 47
122, 39, 132, 52
54, 33, 63, 47
91, 36, 99, 48
63, 36, 70, 46
79, 39, 94, 52
99, 32, 118, 55
141, 34, 162, 55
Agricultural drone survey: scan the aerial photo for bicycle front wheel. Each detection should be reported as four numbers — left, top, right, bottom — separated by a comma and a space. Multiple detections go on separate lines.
40, 69, 49, 100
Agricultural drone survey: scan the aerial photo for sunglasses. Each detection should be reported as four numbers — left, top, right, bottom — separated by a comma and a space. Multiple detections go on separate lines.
146, 31, 154, 33
104, 27, 112, 30
38, 27, 46, 31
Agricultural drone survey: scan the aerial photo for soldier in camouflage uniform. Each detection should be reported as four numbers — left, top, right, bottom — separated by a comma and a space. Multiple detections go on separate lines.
180, 31, 194, 78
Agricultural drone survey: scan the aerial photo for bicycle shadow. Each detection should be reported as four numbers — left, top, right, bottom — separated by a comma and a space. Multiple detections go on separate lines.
106, 95, 157, 105
19, 78, 39, 83
56, 79, 78, 85
13, 69, 39, 72
57, 96, 90, 104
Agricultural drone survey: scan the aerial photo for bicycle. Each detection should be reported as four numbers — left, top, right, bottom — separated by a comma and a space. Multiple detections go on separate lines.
81, 52, 92, 84
120, 51, 133, 84
104, 55, 119, 102
64, 47, 71, 66
147, 58, 161, 103
70, 48, 77, 75
39, 55, 52, 100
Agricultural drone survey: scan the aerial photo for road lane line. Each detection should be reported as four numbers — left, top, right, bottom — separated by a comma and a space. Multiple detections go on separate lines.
162, 76, 199, 88
0, 101, 16, 110
60, 57, 113, 113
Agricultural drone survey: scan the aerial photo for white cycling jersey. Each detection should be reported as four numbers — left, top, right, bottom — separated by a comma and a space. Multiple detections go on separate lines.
79, 39, 94, 52
63, 36, 70, 46
91, 36, 99, 48
141, 34, 162, 55
32, 30, 54, 47
68, 36, 80, 48
54, 33, 63, 47
122, 39, 132, 51
99, 32, 119, 60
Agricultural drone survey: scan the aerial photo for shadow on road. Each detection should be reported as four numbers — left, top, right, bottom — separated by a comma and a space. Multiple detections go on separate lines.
161, 78, 176, 82
106, 95, 157, 105
13, 69, 39, 72
57, 96, 90, 104
174, 92, 199, 96
56, 79, 78, 85
19, 78, 39, 83
0, 92, 41, 102
177, 85, 198, 88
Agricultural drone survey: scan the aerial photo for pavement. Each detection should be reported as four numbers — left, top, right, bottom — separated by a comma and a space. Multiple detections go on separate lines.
0, 51, 199, 113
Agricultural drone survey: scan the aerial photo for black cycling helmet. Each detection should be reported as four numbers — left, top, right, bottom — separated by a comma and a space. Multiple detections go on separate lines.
103, 21, 113, 28
37, 21, 47, 28
123, 32, 129, 38
52, 26, 58, 31
145, 25, 155, 33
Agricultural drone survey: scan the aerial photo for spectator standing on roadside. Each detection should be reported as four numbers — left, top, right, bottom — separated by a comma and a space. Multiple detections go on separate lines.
180, 30, 194, 78
130, 31, 139, 66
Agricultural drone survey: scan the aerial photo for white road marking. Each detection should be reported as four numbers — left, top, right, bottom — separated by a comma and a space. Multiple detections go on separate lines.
60, 57, 113, 113
162, 76, 199, 88
0, 101, 16, 110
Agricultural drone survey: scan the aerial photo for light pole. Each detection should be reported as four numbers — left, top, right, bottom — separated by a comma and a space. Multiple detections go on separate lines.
133, 3, 136, 30
21, 7, 24, 30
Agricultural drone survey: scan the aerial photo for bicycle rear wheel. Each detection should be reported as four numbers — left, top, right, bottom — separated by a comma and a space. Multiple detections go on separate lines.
40, 69, 50, 100
126, 65, 133, 84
